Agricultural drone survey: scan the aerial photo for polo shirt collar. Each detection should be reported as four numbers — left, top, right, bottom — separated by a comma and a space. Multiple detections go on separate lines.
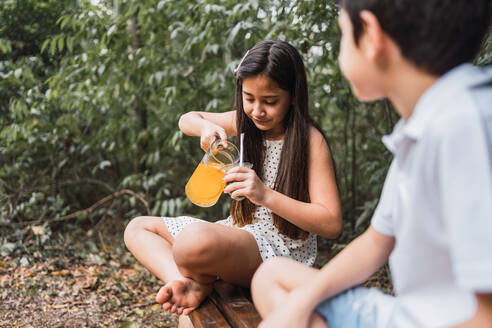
382, 63, 492, 154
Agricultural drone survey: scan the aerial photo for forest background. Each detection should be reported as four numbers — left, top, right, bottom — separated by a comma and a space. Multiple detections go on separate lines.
1, 0, 491, 327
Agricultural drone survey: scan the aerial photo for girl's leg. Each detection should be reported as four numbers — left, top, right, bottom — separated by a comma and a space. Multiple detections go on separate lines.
124, 216, 213, 315
124, 216, 181, 282
251, 257, 327, 328
171, 221, 262, 286
162, 222, 263, 314
124, 217, 262, 315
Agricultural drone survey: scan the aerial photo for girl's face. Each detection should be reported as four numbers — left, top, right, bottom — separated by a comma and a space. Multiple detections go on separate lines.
242, 74, 292, 139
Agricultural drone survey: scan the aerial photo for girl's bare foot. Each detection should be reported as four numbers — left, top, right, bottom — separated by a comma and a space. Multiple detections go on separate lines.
156, 278, 213, 315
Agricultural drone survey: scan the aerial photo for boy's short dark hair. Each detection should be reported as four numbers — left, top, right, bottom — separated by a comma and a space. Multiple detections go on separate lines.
341, 0, 491, 75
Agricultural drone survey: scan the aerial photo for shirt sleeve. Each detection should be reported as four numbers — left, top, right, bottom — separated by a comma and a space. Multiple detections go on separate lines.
439, 93, 492, 292
371, 160, 398, 237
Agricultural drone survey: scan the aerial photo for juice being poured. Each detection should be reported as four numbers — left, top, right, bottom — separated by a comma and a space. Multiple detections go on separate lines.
185, 163, 226, 207
185, 138, 239, 207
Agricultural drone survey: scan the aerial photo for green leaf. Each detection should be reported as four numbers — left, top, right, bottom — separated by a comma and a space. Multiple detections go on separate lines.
119, 322, 139, 328
58, 35, 64, 52
40, 39, 50, 53
60, 16, 71, 29
66, 37, 74, 52
49, 38, 57, 55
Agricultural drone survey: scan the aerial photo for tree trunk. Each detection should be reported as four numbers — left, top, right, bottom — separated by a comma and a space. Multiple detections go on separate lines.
127, 8, 148, 172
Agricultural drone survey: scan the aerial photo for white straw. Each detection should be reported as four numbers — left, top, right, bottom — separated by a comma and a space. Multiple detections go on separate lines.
239, 133, 244, 167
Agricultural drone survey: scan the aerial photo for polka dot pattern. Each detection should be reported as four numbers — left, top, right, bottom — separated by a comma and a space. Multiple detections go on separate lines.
163, 139, 317, 266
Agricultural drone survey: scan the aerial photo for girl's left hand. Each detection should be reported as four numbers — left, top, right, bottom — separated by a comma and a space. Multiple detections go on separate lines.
222, 166, 267, 205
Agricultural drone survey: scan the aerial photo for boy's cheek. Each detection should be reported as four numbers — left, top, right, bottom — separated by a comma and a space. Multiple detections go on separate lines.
338, 44, 356, 81
338, 55, 355, 86
338, 56, 381, 102
348, 83, 366, 101
339, 68, 374, 102
351, 80, 384, 102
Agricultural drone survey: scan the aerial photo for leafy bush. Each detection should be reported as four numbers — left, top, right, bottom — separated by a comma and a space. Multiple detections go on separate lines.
2, 0, 489, 246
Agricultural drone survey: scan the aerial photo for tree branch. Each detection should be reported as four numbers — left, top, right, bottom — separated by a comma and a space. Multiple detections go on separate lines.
26, 189, 151, 226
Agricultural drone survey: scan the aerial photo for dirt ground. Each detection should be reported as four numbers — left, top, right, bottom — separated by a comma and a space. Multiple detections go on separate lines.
0, 222, 392, 328
0, 219, 178, 328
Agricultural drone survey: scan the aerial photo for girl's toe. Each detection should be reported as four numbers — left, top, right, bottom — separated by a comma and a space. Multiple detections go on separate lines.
183, 306, 196, 316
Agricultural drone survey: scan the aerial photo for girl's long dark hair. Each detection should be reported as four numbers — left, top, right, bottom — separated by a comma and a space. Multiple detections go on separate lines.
230, 40, 321, 240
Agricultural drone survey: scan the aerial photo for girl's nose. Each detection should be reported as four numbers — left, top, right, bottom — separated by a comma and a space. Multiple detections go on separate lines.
252, 102, 264, 117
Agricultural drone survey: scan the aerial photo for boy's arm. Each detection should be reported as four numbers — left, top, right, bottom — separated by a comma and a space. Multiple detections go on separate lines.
454, 294, 492, 327
297, 226, 395, 309
259, 226, 394, 328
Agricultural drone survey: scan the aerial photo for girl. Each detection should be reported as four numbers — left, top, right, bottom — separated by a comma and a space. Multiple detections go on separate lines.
124, 40, 342, 316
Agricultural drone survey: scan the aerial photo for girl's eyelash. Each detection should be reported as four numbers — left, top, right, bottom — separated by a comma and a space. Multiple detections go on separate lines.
243, 98, 277, 105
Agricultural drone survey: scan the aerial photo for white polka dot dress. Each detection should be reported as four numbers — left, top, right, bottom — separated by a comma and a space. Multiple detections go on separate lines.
163, 139, 317, 266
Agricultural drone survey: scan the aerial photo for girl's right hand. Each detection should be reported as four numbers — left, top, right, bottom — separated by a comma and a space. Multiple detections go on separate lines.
199, 121, 228, 152
223, 165, 268, 206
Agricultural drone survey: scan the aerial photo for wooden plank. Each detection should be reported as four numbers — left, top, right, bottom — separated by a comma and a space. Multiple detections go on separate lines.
188, 296, 232, 328
210, 281, 261, 328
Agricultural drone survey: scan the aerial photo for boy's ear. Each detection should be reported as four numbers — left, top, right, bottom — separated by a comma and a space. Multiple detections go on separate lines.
359, 10, 386, 60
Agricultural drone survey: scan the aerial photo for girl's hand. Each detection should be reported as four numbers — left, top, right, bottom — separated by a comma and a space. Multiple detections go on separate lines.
223, 166, 267, 205
200, 121, 228, 152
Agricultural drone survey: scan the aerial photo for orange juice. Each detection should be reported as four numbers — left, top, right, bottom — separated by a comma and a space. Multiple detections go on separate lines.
185, 163, 226, 207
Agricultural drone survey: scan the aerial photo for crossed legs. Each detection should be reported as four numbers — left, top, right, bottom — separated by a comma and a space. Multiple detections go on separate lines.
124, 216, 262, 315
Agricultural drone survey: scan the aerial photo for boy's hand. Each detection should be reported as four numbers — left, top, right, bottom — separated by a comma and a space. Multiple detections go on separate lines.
223, 166, 267, 205
259, 309, 310, 328
199, 121, 228, 152
258, 289, 314, 328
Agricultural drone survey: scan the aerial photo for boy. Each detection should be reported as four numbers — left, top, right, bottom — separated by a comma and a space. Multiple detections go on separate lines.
251, 0, 492, 327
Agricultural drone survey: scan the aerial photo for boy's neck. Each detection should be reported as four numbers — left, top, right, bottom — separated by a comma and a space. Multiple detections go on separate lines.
386, 61, 439, 121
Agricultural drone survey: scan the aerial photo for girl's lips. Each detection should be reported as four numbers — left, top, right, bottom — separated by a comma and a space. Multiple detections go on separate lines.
253, 118, 269, 124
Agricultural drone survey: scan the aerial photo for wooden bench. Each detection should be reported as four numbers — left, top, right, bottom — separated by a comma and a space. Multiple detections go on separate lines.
178, 280, 262, 328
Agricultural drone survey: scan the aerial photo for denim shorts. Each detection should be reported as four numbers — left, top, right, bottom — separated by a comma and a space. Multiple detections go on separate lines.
315, 287, 396, 328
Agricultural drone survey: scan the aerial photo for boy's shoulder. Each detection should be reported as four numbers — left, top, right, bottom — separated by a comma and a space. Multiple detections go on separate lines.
440, 64, 492, 118
444, 64, 492, 92
432, 64, 492, 102
423, 64, 492, 157
393, 64, 492, 157
419, 64, 492, 135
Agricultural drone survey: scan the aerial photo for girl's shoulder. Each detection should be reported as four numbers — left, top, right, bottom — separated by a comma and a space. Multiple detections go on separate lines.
307, 125, 333, 160
308, 125, 328, 148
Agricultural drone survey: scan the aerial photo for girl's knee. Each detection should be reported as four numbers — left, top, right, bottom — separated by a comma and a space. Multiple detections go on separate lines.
124, 216, 144, 246
172, 222, 218, 268
123, 216, 158, 247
